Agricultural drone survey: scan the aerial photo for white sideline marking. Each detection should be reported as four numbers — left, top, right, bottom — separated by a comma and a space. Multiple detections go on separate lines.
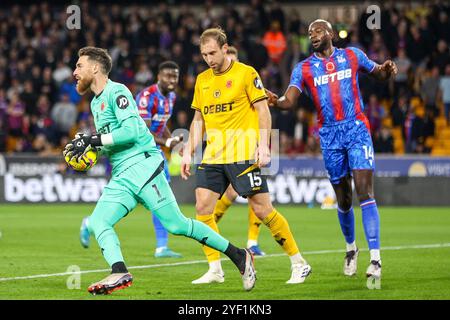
1, 242, 449, 282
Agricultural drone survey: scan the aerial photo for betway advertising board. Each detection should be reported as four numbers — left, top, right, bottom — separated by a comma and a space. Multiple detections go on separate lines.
0, 155, 108, 203
1, 154, 450, 204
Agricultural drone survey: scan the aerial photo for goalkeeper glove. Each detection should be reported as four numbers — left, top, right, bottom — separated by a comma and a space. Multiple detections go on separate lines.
64, 133, 102, 161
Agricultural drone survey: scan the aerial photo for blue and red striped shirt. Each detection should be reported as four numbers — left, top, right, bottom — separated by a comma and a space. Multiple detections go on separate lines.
289, 47, 376, 126
135, 84, 176, 136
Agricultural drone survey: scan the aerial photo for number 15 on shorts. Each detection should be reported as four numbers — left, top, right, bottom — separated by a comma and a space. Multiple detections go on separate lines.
247, 172, 262, 188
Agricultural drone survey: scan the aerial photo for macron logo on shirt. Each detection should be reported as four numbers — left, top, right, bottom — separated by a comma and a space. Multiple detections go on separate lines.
313, 68, 352, 87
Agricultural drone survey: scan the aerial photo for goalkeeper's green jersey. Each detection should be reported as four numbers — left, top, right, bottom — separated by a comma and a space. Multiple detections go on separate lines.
90, 79, 157, 175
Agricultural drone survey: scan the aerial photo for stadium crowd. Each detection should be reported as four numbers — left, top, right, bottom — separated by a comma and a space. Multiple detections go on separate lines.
0, 1, 450, 156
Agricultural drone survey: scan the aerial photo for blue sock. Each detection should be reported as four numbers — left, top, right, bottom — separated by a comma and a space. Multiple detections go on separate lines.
361, 199, 380, 250
152, 214, 168, 249
337, 207, 355, 244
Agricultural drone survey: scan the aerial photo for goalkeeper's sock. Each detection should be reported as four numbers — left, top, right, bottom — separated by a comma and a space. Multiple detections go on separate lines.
196, 214, 221, 263
152, 214, 169, 249
247, 205, 262, 244
337, 206, 355, 246
97, 228, 125, 268
213, 195, 232, 223
111, 261, 128, 274
361, 199, 380, 251
224, 243, 247, 274
262, 209, 302, 257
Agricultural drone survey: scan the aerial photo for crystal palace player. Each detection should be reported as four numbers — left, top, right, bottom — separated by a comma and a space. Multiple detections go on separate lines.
268, 20, 397, 284
134, 61, 183, 258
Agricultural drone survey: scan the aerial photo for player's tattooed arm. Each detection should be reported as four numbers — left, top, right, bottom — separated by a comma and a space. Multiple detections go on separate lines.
371, 60, 398, 81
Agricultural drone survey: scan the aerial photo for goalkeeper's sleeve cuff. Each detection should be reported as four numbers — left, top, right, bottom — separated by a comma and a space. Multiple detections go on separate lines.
99, 133, 114, 146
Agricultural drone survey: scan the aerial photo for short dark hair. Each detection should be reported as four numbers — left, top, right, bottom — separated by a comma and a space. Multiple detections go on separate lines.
200, 27, 228, 47
158, 61, 180, 73
78, 46, 112, 75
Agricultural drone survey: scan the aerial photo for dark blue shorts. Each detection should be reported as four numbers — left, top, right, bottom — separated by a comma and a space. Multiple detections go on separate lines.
319, 118, 375, 184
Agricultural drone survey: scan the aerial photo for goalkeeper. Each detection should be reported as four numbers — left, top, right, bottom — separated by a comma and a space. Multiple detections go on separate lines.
64, 46, 256, 295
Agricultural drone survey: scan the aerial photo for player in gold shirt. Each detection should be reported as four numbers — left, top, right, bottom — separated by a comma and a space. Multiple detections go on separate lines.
211, 45, 266, 257
181, 27, 311, 285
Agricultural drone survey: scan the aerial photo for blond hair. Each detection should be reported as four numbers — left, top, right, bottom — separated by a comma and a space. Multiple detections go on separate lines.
200, 27, 228, 47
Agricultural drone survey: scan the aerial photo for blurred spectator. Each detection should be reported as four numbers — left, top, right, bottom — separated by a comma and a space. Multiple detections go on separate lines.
20, 80, 38, 116
304, 135, 321, 156
174, 110, 190, 131
365, 94, 385, 135
393, 48, 411, 95
52, 61, 72, 86
51, 93, 77, 139
421, 66, 441, 116
0, 1, 449, 156
291, 108, 309, 153
404, 106, 427, 154
373, 126, 394, 153
32, 133, 55, 156
6, 93, 25, 137
13, 137, 33, 153
31, 94, 55, 141
246, 35, 269, 72
135, 63, 153, 90
59, 77, 81, 105
274, 109, 295, 139
391, 94, 410, 127
263, 21, 287, 65
269, 1, 286, 31
439, 64, 450, 125
430, 40, 450, 73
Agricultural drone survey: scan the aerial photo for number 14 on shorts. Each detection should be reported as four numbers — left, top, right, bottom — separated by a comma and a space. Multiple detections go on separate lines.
362, 145, 374, 166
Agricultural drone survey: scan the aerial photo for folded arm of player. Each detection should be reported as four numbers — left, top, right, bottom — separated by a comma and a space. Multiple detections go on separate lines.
65, 116, 140, 160
181, 110, 204, 180
254, 99, 271, 168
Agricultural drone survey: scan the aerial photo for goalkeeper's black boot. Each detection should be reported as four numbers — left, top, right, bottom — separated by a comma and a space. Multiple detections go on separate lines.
88, 273, 133, 295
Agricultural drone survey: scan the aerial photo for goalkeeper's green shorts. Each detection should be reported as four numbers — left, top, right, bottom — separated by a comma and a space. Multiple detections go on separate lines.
99, 152, 176, 213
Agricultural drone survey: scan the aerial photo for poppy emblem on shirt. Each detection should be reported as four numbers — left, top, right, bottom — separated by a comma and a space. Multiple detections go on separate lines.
326, 62, 335, 72
226, 80, 232, 88
101, 102, 105, 111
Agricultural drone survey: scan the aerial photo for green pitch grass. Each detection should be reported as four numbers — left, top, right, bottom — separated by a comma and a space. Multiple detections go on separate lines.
0, 205, 449, 300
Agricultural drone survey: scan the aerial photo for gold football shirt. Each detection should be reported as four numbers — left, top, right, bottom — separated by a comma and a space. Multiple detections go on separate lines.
191, 61, 268, 164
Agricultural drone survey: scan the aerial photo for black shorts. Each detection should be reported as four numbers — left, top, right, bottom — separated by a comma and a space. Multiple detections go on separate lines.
195, 161, 269, 198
